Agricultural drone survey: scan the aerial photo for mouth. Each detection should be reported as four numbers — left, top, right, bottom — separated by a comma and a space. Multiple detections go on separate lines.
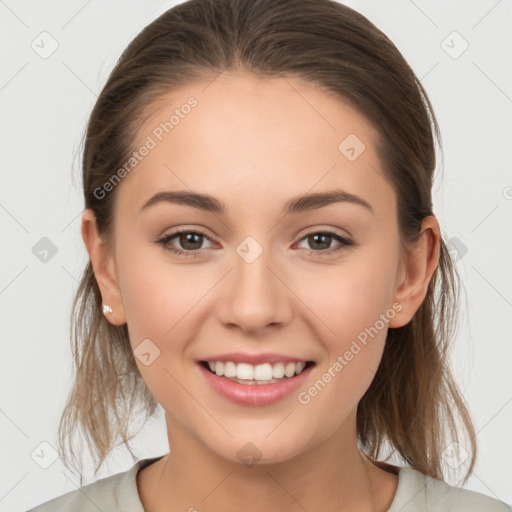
198, 360, 316, 385
197, 359, 316, 406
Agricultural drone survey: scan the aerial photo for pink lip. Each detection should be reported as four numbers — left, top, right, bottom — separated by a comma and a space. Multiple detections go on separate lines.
197, 362, 314, 406
197, 352, 312, 365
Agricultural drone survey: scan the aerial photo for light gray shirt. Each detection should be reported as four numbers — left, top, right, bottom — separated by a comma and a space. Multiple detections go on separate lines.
27, 456, 511, 511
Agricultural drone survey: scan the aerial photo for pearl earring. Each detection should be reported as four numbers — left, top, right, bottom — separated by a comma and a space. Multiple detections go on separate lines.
102, 304, 113, 315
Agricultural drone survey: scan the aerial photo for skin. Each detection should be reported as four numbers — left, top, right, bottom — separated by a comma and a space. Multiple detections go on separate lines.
82, 70, 440, 512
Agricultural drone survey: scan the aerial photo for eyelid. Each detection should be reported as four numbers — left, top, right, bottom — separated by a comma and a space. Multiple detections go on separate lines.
158, 226, 217, 243
295, 224, 352, 240
156, 226, 354, 259
294, 231, 353, 255
158, 228, 216, 247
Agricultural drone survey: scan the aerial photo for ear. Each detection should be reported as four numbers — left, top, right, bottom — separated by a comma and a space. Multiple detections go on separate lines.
387, 215, 441, 328
81, 208, 127, 326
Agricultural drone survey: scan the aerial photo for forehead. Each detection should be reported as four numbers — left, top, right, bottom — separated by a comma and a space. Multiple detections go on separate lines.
116, 70, 394, 219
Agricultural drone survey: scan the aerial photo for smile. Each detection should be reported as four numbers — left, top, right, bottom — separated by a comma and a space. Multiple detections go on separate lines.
203, 360, 310, 383
197, 360, 316, 406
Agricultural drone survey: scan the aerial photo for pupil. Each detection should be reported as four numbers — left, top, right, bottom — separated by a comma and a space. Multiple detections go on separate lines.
181, 232, 201, 250
311, 233, 330, 250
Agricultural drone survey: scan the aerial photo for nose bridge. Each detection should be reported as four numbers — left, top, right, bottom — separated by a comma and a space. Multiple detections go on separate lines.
236, 235, 274, 293
217, 233, 292, 332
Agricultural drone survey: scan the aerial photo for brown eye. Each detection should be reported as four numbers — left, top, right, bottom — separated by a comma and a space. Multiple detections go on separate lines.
176, 232, 204, 250
156, 230, 214, 257
297, 231, 353, 256
307, 233, 333, 250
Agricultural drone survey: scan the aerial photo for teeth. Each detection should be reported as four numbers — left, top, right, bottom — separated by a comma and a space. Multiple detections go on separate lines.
213, 361, 224, 376
224, 361, 237, 378
272, 363, 285, 379
254, 363, 273, 380
236, 363, 254, 380
284, 362, 296, 378
207, 360, 308, 381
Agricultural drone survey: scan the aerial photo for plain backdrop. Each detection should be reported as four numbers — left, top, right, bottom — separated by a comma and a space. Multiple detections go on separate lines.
1, 1, 511, 510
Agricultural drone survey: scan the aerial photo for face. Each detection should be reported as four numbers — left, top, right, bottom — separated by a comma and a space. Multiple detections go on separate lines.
93, 70, 413, 465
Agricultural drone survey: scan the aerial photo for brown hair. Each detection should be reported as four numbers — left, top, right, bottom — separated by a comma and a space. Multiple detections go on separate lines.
59, 0, 477, 485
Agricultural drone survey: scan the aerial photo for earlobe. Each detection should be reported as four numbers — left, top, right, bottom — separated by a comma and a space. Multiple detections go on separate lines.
81, 209, 127, 325
387, 216, 441, 329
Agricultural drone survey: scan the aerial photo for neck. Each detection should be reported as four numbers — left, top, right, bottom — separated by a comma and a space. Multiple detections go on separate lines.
137, 410, 398, 512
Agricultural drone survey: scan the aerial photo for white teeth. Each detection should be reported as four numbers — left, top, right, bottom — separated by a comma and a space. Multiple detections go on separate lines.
236, 363, 254, 380
284, 362, 296, 378
254, 363, 273, 380
224, 361, 237, 378
206, 360, 309, 381
214, 362, 224, 376
272, 363, 285, 378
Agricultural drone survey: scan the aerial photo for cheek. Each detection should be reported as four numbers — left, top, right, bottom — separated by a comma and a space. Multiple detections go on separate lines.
293, 268, 393, 432
294, 244, 399, 346
291, 238, 399, 404
115, 245, 208, 415
116, 239, 213, 346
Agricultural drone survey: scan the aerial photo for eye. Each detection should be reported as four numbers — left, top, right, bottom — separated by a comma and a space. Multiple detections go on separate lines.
155, 229, 354, 259
296, 231, 353, 257
155, 229, 214, 257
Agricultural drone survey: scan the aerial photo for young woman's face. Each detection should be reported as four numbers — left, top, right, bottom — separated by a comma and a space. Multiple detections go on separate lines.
107, 71, 407, 464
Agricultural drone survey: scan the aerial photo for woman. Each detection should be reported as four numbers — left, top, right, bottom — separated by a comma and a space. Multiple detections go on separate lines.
28, 0, 510, 510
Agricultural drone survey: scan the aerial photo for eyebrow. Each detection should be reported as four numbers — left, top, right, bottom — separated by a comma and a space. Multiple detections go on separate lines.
139, 189, 374, 216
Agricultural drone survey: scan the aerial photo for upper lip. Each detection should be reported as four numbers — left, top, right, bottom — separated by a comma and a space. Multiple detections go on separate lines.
198, 352, 313, 365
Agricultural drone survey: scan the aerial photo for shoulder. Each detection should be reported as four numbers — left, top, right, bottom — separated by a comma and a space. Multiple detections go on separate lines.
26, 459, 151, 512
388, 466, 511, 512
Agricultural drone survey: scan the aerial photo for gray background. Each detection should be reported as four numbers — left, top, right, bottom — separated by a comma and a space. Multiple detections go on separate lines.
1, 0, 511, 510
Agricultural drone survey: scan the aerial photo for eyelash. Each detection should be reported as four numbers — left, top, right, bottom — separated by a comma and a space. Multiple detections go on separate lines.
155, 229, 354, 258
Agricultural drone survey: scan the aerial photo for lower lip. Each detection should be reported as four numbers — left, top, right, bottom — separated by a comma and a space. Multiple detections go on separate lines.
198, 363, 314, 406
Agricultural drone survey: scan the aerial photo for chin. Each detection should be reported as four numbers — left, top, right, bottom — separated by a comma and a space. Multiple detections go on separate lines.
204, 430, 311, 468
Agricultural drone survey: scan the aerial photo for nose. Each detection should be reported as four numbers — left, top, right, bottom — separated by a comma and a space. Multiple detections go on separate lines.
216, 242, 294, 335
